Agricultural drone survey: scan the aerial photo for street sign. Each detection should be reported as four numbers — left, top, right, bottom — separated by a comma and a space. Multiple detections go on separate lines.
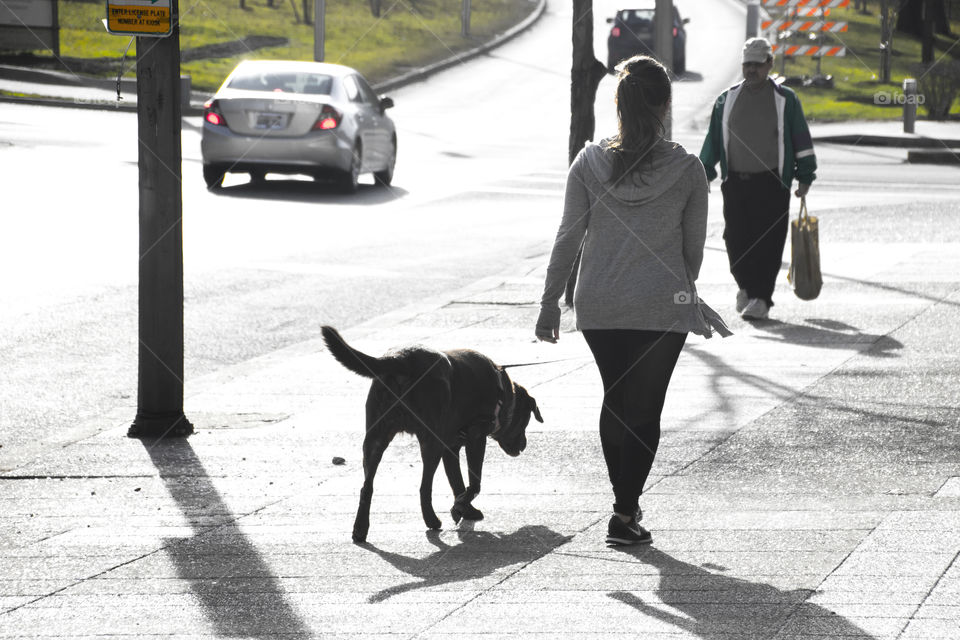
106, 0, 173, 37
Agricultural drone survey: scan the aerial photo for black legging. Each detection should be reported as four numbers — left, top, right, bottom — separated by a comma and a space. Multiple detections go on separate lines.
582, 329, 687, 517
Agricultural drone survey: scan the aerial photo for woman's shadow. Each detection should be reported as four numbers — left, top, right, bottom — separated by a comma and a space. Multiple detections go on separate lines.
607, 547, 877, 638
359, 524, 570, 603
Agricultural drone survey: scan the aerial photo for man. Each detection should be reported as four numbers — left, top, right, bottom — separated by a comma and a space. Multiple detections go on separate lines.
699, 37, 817, 320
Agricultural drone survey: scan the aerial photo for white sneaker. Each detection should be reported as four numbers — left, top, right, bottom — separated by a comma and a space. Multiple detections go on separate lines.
736, 289, 749, 313
741, 298, 769, 320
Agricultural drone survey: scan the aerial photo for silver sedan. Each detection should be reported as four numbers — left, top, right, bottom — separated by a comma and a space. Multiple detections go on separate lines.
200, 60, 397, 192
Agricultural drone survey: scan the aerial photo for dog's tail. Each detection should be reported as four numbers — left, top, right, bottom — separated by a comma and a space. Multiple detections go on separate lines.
321, 325, 386, 379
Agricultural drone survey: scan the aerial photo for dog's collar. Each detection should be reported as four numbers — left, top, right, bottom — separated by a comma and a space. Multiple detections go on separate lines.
492, 400, 503, 435
491, 369, 507, 436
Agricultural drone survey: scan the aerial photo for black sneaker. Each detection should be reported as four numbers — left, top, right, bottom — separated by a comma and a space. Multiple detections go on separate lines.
606, 515, 652, 546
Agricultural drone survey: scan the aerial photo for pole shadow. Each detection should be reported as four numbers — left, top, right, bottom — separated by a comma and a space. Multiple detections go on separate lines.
359, 525, 571, 603
142, 438, 314, 638
607, 546, 878, 638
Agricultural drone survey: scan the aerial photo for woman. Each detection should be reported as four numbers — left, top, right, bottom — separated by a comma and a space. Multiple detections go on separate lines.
536, 56, 727, 546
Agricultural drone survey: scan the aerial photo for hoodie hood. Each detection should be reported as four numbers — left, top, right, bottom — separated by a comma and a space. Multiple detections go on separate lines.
582, 138, 696, 205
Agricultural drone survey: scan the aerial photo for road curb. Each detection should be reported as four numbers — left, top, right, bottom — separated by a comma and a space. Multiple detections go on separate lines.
813, 133, 960, 148
372, 0, 547, 94
907, 149, 960, 164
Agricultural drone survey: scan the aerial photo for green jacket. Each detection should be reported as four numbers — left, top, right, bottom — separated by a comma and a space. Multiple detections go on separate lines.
699, 79, 817, 189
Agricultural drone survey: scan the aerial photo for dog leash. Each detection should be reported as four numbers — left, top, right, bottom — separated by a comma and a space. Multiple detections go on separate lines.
500, 356, 587, 369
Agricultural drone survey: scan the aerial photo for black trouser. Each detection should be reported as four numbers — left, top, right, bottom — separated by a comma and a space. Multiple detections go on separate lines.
721, 172, 791, 307
582, 329, 687, 517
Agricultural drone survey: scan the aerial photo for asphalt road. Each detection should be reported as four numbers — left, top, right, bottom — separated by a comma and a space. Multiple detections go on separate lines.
2, 0, 960, 472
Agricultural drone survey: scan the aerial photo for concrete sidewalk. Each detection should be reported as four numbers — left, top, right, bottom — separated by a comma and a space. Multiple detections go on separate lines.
3, 211, 960, 638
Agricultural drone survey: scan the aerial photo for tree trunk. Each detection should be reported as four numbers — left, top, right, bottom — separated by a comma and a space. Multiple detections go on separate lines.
897, 0, 951, 36
565, 0, 608, 306
569, 0, 607, 165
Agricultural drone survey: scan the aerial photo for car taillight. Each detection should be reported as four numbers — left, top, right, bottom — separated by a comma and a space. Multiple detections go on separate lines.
611, 26, 621, 37
312, 105, 341, 131
673, 26, 678, 37
203, 99, 225, 127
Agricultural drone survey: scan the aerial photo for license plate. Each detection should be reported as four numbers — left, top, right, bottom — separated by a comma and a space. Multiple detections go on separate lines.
254, 112, 285, 130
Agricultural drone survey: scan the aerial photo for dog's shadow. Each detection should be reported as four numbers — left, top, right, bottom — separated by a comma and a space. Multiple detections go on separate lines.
359, 524, 570, 603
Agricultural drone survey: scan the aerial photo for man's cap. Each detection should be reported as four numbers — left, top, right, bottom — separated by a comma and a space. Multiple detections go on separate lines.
742, 37, 773, 64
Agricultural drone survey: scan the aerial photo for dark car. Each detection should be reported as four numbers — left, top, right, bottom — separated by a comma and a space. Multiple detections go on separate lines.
606, 4, 689, 75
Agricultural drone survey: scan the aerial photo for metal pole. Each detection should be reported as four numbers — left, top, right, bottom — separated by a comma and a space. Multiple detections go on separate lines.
52, 0, 60, 58
746, 1, 760, 39
462, 0, 471, 37
129, 0, 193, 438
880, 0, 892, 83
654, 0, 673, 138
314, 0, 325, 61
655, 0, 674, 72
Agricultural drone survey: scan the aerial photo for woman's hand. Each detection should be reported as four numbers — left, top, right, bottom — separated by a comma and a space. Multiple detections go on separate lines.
535, 305, 561, 343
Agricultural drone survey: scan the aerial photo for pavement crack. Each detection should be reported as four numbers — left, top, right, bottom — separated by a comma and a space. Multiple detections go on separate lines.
895, 549, 960, 640
0, 474, 155, 480
0, 546, 169, 617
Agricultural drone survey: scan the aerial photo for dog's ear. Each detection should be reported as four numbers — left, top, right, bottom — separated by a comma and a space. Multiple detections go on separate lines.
531, 398, 543, 423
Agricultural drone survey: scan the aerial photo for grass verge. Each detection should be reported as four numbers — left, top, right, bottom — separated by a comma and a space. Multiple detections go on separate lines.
8, 0, 538, 91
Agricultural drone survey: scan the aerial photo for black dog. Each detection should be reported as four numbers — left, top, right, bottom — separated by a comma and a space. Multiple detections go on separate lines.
321, 326, 543, 542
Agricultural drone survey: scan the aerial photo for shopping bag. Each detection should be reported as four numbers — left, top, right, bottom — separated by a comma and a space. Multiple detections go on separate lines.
787, 197, 822, 300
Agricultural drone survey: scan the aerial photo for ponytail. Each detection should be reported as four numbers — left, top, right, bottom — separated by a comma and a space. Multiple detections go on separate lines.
607, 56, 671, 186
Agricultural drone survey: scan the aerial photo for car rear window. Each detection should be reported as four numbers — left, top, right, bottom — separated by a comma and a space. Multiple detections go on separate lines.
619, 9, 655, 25
227, 71, 334, 95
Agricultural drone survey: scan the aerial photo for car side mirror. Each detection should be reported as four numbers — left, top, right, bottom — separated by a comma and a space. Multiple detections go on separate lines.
606, 17, 613, 23
683, 17, 690, 24
379, 96, 394, 113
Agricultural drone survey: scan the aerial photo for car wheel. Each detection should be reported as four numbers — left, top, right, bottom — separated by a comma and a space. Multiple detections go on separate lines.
340, 141, 362, 194
203, 164, 225, 189
374, 136, 396, 187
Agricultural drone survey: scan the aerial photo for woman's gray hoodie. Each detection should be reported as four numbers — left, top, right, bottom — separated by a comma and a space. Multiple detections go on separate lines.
541, 138, 727, 336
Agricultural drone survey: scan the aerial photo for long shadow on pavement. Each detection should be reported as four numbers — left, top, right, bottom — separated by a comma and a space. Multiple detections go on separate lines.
359, 525, 571, 603
142, 438, 314, 638
680, 339, 943, 434
608, 547, 877, 638
751, 318, 904, 357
